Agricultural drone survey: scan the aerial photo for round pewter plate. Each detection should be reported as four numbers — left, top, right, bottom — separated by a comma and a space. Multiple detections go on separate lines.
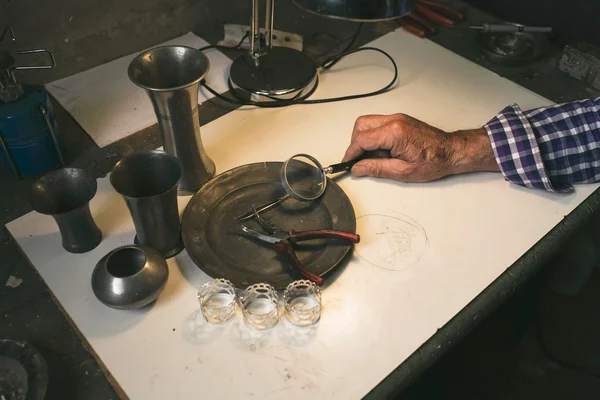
181, 162, 356, 289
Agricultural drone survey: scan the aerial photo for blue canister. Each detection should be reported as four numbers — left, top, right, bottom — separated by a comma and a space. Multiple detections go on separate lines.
0, 85, 64, 177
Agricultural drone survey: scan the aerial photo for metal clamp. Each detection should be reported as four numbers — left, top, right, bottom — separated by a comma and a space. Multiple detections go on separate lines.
12, 49, 56, 71
2, 49, 56, 84
1, 49, 56, 102
11, 49, 56, 71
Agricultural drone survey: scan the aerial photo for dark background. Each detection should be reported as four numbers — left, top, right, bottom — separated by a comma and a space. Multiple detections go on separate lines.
3, 0, 598, 82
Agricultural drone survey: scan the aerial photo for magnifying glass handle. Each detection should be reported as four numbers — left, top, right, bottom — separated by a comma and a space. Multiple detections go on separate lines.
325, 150, 391, 174
325, 159, 359, 174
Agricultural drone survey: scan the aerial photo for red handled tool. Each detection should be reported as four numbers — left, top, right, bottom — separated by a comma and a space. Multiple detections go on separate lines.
405, 13, 437, 34
397, 18, 427, 38
419, 0, 464, 22
397, 0, 465, 37
414, 3, 455, 27
235, 216, 360, 286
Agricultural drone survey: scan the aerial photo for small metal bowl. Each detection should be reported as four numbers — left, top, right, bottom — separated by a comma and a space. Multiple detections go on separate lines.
91, 245, 169, 310
477, 24, 549, 67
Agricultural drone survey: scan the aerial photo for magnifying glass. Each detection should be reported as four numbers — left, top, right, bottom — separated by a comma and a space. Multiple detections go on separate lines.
237, 154, 361, 222
281, 153, 361, 200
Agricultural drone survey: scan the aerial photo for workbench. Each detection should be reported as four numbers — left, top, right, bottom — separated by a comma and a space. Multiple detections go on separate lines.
5, 28, 600, 399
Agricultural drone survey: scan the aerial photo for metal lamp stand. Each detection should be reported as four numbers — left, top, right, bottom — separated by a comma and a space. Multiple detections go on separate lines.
228, 0, 318, 102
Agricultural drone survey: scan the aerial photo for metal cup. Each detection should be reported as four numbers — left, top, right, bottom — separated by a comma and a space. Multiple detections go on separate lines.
128, 45, 216, 194
110, 150, 184, 258
30, 167, 102, 253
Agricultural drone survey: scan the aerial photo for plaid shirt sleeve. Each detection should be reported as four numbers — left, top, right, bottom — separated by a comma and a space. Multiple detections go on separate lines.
484, 97, 600, 192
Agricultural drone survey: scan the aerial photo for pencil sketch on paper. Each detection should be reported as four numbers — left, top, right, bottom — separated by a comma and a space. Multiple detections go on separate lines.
354, 213, 428, 271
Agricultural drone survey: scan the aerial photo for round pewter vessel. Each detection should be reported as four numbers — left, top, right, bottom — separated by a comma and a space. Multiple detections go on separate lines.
92, 245, 169, 310
30, 167, 102, 253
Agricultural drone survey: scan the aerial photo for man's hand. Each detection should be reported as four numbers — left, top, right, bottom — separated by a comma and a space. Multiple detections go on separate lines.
342, 114, 500, 182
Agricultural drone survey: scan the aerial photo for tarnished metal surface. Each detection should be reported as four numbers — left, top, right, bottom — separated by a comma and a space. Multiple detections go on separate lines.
92, 245, 169, 310
110, 150, 184, 258
128, 46, 215, 193
29, 168, 102, 254
181, 162, 357, 289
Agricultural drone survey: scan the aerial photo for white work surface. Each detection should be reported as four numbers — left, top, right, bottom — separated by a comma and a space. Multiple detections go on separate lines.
9, 29, 599, 399
46, 32, 231, 148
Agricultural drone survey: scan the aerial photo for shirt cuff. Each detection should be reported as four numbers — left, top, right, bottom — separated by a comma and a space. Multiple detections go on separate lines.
484, 104, 572, 193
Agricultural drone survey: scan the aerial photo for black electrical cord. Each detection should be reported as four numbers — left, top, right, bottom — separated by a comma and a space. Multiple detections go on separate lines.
322, 22, 363, 70
198, 31, 250, 52
305, 47, 397, 104
198, 23, 398, 108
201, 47, 398, 108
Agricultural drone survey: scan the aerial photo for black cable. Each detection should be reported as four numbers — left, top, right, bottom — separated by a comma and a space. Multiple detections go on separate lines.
201, 47, 398, 108
302, 47, 398, 104
198, 22, 397, 108
198, 31, 250, 52
322, 22, 363, 70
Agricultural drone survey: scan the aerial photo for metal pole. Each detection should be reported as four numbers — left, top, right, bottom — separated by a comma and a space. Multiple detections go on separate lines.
265, 0, 275, 50
251, 0, 261, 61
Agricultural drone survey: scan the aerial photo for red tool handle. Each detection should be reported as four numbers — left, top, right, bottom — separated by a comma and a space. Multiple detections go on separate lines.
289, 229, 361, 244
276, 240, 325, 286
405, 13, 437, 34
397, 18, 427, 38
419, 0, 465, 21
414, 3, 455, 27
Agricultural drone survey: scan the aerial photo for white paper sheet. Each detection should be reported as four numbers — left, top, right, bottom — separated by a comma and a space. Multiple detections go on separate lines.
11, 29, 598, 399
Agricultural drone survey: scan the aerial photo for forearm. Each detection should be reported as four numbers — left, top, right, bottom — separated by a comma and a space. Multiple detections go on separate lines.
343, 102, 599, 187
447, 128, 500, 175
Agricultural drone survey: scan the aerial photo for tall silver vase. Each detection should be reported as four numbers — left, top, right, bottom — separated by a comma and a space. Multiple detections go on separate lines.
128, 45, 215, 194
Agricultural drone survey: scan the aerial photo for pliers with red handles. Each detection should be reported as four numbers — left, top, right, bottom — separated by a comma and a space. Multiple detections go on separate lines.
235, 216, 360, 286
398, 0, 465, 38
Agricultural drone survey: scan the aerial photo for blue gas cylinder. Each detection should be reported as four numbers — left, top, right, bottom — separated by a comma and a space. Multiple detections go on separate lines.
0, 85, 64, 177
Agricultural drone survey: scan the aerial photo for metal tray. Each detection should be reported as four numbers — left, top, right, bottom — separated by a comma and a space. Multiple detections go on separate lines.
181, 162, 356, 289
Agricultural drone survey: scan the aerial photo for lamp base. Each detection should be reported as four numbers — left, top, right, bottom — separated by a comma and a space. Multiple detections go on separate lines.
229, 47, 317, 102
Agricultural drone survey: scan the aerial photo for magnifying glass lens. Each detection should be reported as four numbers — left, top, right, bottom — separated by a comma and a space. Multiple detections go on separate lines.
284, 155, 326, 200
